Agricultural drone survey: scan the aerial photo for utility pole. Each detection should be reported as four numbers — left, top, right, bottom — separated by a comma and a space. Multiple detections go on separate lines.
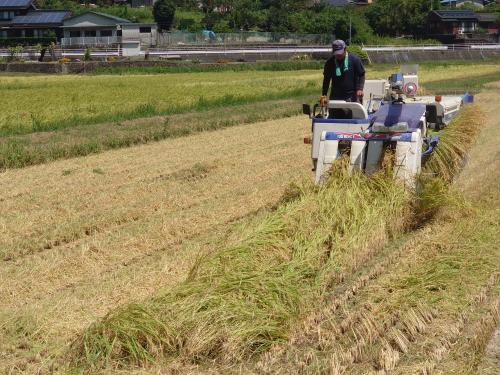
349, 14, 352, 45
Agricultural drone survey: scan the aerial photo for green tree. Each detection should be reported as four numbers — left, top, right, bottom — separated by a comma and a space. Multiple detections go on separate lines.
365, 0, 440, 37
153, 0, 176, 31
289, 6, 372, 43
266, 0, 309, 32
225, 0, 264, 30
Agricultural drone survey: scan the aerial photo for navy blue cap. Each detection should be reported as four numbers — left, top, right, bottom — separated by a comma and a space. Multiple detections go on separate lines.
332, 39, 346, 55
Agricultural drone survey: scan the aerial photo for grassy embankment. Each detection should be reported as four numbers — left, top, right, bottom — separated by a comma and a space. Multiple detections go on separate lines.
67, 104, 495, 372
88, 61, 325, 75
1, 62, 499, 170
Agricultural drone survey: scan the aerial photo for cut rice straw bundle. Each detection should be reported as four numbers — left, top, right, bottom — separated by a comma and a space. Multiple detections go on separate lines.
69, 104, 484, 372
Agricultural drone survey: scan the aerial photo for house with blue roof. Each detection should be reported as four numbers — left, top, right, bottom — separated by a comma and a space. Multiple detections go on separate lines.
0, 0, 70, 41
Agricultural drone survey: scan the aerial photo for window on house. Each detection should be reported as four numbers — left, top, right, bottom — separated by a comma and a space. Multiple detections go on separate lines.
100, 30, 113, 37
0, 11, 14, 20
25, 29, 34, 37
117, 30, 122, 36
69, 31, 80, 38
139, 27, 151, 33
84, 30, 97, 37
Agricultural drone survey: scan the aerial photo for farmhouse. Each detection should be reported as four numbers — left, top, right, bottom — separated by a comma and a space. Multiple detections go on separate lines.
61, 11, 157, 49
0, 0, 70, 41
477, 12, 499, 34
428, 9, 499, 43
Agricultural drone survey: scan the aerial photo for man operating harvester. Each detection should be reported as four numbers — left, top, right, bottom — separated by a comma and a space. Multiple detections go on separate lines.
322, 39, 365, 118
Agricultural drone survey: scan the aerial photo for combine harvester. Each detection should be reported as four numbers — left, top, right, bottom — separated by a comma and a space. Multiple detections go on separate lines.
303, 65, 472, 186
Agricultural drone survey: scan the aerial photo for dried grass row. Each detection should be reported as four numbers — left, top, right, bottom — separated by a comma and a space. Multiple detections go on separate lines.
68, 161, 409, 371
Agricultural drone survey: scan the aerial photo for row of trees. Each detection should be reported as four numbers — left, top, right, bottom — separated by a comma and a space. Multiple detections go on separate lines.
37, 0, 499, 42
152, 0, 447, 42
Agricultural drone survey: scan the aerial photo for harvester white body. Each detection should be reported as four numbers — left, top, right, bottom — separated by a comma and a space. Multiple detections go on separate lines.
303, 65, 469, 187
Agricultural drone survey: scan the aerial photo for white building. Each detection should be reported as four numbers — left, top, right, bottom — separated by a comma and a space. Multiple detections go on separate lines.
61, 11, 157, 55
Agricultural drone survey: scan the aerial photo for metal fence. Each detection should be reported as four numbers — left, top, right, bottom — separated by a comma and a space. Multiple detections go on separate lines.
157, 31, 332, 47
61, 36, 121, 47
1, 43, 498, 59
0, 47, 120, 58
362, 43, 500, 51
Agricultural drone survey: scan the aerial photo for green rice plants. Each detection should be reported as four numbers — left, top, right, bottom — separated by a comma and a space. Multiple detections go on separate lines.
0, 63, 496, 138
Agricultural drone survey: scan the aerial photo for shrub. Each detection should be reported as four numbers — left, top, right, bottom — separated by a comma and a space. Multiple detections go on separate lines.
347, 45, 369, 64
58, 57, 71, 64
290, 54, 312, 61
84, 48, 91, 61
153, 0, 176, 31
7, 45, 23, 61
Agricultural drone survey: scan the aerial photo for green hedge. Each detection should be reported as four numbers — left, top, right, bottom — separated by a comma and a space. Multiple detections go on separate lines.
0, 37, 56, 47
347, 45, 369, 64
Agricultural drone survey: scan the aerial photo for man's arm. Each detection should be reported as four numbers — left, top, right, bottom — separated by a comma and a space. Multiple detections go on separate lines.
354, 56, 365, 91
322, 61, 332, 96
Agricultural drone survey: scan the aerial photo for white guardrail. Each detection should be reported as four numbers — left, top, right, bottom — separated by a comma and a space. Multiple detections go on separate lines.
147, 46, 331, 56
363, 45, 448, 51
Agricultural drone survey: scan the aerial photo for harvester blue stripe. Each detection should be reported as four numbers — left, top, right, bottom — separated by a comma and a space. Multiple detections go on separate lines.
313, 118, 370, 125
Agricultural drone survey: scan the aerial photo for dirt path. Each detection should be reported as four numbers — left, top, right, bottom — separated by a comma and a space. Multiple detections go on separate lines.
0, 115, 311, 372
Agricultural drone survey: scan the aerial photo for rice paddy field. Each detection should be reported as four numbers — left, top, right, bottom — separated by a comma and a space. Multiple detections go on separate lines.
1, 62, 499, 136
0, 62, 499, 374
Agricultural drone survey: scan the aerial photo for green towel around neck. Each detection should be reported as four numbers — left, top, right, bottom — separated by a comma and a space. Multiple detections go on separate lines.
335, 52, 349, 77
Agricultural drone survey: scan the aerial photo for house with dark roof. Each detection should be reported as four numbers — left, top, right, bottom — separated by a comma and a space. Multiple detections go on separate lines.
0, 0, 70, 41
428, 9, 498, 43
477, 12, 499, 34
